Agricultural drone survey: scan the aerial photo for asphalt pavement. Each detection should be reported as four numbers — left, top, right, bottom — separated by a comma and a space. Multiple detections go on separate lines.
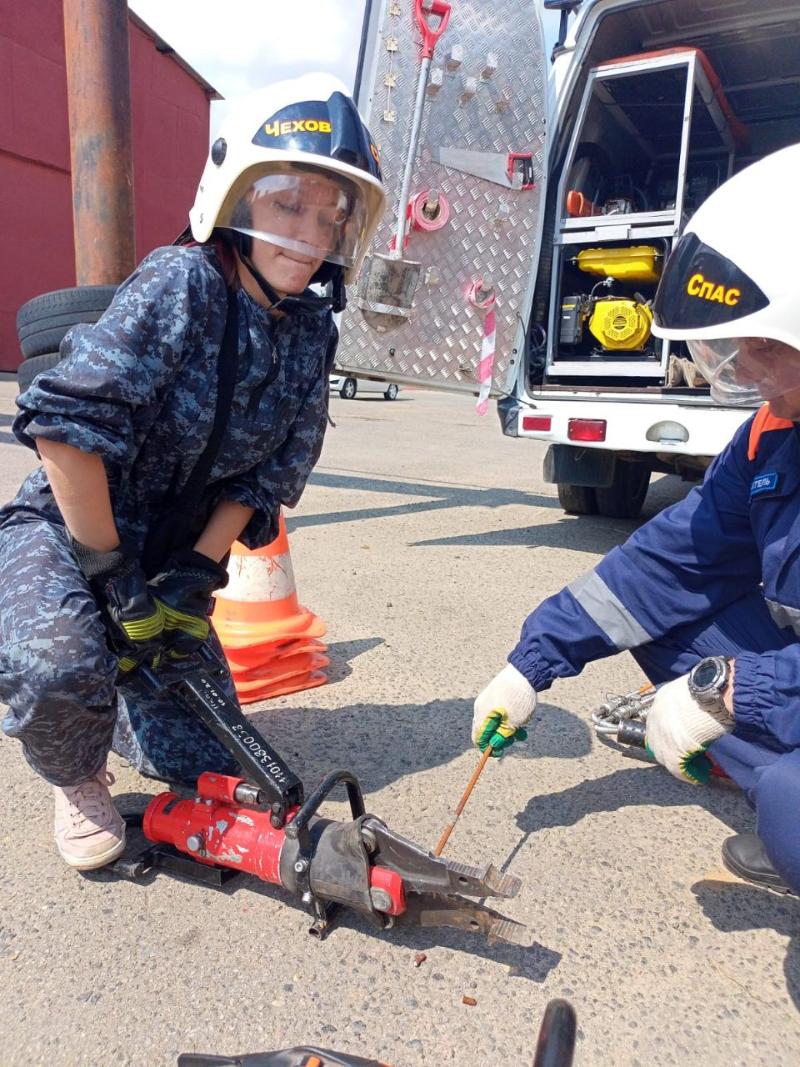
1, 379, 798, 1066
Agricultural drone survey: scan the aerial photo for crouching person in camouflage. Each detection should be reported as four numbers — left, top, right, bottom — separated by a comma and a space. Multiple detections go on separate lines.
0, 74, 385, 870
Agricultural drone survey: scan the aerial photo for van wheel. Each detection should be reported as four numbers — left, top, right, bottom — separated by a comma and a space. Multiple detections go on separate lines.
595, 462, 650, 519
17, 351, 62, 394
384, 383, 398, 400
17, 285, 117, 359
557, 483, 598, 515
340, 377, 357, 399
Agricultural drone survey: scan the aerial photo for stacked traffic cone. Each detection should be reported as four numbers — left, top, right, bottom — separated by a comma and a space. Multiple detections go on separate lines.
212, 514, 328, 704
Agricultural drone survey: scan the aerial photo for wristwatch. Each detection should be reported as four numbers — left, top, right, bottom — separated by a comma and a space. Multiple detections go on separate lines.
688, 656, 733, 716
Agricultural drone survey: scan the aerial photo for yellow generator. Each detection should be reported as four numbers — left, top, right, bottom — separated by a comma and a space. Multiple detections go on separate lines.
575, 245, 663, 284
558, 244, 662, 354
588, 298, 653, 350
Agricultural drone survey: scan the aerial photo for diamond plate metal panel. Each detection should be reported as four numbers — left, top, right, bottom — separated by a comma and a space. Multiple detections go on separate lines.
339, 0, 547, 393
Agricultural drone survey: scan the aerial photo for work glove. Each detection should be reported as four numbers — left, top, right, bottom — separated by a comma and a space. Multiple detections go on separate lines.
645, 673, 733, 784
472, 663, 537, 756
72, 539, 164, 673
149, 549, 229, 658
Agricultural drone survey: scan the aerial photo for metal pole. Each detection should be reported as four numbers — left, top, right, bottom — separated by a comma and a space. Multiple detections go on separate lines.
352, 0, 374, 104
392, 55, 432, 258
63, 0, 136, 285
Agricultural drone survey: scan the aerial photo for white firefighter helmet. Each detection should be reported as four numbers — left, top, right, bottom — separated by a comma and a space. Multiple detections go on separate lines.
652, 143, 800, 405
189, 72, 385, 285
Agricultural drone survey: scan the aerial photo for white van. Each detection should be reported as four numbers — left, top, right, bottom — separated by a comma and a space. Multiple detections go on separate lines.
338, 0, 800, 516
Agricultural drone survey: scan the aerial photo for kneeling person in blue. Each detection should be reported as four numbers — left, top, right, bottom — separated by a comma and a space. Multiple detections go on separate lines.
473, 144, 800, 895
0, 74, 385, 871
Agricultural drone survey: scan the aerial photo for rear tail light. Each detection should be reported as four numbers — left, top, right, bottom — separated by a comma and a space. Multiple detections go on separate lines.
568, 418, 607, 442
521, 415, 552, 432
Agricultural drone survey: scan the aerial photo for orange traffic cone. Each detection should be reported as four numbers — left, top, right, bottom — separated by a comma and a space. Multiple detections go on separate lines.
235, 668, 329, 702
222, 638, 327, 674
233, 651, 331, 700
212, 513, 328, 704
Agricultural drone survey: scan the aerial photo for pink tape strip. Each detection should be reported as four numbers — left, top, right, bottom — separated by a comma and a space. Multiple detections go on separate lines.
468, 280, 497, 417
410, 190, 451, 233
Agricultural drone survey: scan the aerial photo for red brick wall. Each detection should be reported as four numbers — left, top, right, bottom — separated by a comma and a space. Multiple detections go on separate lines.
129, 22, 212, 257
0, 2, 213, 371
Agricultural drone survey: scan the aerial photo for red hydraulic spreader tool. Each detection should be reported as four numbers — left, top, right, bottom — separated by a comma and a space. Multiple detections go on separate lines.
112, 648, 528, 946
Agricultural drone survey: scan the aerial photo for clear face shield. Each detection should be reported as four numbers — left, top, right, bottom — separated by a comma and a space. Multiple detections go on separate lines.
219, 165, 368, 269
687, 336, 800, 406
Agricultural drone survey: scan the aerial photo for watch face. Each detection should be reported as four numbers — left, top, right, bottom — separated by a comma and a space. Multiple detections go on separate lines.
693, 659, 721, 690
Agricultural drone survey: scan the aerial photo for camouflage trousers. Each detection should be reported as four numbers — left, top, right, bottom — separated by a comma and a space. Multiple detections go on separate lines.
0, 509, 240, 787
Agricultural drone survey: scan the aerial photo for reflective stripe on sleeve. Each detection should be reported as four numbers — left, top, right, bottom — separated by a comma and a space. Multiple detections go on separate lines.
766, 598, 800, 637
568, 570, 653, 649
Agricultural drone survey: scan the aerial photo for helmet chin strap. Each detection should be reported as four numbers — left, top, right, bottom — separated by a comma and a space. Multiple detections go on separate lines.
230, 233, 346, 315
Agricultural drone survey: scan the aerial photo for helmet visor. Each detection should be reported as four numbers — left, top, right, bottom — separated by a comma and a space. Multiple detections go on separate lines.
687, 336, 800, 406
220, 166, 368, 268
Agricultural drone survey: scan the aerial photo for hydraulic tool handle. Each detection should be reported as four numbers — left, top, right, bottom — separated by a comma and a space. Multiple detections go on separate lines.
533, 999, 578, 1067
434, 745, 493, 856
617, 718, 648, 748
137, 662, 304, 813
415, 0, 452, 59
284, 769, 367, 848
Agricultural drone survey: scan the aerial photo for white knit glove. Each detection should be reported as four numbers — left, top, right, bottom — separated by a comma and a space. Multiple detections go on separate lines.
472, 664, 538, 755
645, 673, 733, 784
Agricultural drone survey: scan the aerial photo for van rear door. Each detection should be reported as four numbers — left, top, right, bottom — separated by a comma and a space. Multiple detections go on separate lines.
338, 0, 549, 396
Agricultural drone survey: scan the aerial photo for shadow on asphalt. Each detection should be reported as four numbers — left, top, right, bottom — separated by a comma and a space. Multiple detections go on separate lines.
243, 697, 591, 798
412, 517, 644, 553
323, 636, 385, 684
248, 698, 479, 792
512, 764, 753, 839
336, 913, 562, 981
102, 799, 562, 980
229, 872, 561, 977
293, 470, 692, 553
692, 880, 800, 1012
290, 471, 561, 534
498, 757, 800, 1008
500, 754, 800, 1011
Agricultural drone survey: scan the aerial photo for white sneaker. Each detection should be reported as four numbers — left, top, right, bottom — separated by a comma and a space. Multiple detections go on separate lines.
53, 767, 126, 870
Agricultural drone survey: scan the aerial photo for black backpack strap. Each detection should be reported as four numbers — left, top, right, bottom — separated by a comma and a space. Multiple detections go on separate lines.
141, 290, 239, 575
173, 291, 239, 508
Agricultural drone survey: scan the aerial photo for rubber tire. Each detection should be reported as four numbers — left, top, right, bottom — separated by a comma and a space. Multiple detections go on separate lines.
17, 285, 117, 359
557, 482, 598, 515
17, 351, 62, 393
384, 383, 399, 400
595, 462, 651, 519
340, 377, 357, 399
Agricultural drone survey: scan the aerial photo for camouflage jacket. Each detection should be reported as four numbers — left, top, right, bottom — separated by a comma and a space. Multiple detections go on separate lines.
8, 245, 337, 553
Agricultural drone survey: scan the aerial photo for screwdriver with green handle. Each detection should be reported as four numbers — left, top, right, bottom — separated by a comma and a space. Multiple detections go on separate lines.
435, 706, 528, 856
437, 664, 538, 854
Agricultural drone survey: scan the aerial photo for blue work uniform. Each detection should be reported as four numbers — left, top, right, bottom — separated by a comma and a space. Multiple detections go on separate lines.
0, 244, 337, 787
508, 409, 800, 891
